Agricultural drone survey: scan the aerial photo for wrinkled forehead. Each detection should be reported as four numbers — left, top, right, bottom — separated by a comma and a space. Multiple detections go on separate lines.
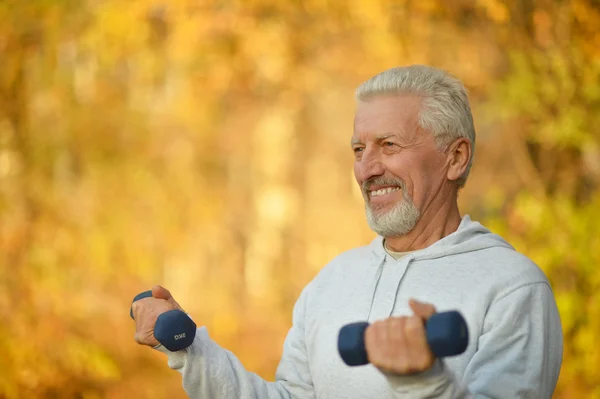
352, 95, 422, 142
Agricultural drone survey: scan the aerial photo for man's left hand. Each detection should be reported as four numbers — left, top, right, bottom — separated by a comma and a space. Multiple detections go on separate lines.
364, 299, 437, 375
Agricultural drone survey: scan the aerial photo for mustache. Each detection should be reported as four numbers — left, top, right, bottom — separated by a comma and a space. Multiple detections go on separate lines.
361, 176, 406, 194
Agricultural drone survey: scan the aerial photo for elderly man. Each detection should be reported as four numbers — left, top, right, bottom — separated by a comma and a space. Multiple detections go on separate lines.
132, 65, 563, 398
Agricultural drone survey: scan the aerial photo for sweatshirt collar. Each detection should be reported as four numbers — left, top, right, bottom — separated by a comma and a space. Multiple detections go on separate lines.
368, 214, 513, 265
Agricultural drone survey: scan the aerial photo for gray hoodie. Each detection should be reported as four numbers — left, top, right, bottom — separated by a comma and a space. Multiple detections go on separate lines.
156, 215, 563, 398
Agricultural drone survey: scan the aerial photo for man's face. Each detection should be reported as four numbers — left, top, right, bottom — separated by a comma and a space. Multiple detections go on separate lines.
352, 94, 449, 237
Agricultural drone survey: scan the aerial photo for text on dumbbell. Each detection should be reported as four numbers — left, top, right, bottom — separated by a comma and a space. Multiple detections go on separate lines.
174, 333, 186, 340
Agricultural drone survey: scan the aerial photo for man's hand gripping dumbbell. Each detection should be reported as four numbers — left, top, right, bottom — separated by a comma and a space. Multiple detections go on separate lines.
130, 285, 196, 352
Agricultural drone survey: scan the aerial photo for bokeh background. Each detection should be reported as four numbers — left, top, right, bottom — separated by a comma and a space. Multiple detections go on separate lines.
1, 0, 599, 398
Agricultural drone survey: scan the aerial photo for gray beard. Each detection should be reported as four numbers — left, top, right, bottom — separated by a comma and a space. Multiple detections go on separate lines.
365, 190, 421, 237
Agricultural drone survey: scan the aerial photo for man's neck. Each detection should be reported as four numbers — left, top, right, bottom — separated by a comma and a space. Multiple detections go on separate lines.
384, 200, 462, 252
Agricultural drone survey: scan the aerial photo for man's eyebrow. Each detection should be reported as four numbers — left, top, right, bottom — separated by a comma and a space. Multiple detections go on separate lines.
351, 132, 401, 147
374, 133, 396, 142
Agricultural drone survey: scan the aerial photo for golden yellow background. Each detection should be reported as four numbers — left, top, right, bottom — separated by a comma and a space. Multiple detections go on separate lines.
1, 0, 598, 398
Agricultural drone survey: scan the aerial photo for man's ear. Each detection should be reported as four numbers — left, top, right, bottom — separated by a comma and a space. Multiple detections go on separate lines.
446, 138, 471, 182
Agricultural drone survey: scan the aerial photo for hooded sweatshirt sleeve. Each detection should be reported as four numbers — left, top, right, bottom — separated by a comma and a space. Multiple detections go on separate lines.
386, 281, 563, 398
154, 285, 315, 399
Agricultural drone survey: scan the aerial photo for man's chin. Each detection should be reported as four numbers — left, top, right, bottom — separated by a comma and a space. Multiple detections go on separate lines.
365, 205, 421, 237
366, 202, 395, 213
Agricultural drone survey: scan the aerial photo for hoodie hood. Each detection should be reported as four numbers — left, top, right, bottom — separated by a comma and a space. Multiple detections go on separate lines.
368, 214, 515, 263
362, 214, 517, 321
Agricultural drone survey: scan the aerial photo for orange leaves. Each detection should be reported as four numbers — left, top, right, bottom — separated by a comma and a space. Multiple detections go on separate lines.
1, 0, 599, 397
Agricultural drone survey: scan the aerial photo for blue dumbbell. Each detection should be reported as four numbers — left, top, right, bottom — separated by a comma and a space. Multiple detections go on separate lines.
338, 311, 469, 366
130, 290, 197, 352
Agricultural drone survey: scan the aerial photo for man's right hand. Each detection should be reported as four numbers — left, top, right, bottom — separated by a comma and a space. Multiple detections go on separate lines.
132, 285, 184, 347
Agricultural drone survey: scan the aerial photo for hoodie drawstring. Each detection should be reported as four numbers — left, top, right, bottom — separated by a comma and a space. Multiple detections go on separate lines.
388, 256, 414, 317
366, 255, 386, 323
366, 253, 415, 321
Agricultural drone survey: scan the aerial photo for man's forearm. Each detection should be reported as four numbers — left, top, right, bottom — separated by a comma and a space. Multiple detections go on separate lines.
155, 327, 309, 399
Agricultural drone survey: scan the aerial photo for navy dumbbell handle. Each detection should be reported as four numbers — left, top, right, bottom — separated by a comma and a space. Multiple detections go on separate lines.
338, 310, 469, 366
130, 290, 197, 352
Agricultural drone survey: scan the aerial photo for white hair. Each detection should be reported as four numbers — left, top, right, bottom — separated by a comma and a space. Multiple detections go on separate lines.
356, 65, 476, 187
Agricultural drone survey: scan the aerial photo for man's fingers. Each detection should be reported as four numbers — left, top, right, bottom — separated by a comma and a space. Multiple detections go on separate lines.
364, 301, 438, 376
132, 290, 180, 348
366, 318, 413, 374
408, 298, 436, 320
388, 317, 409, 373
365, 320, 387, 365
405, 315, 435, 370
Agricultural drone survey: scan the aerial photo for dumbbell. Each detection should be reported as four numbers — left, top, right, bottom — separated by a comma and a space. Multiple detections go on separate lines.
338, 310, 469, 366
130, 290, 197, 352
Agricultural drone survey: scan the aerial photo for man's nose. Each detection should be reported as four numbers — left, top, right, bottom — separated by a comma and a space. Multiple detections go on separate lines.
355, 150, 385, 183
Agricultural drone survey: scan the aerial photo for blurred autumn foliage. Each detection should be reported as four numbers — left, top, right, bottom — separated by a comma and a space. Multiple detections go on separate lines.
1, 0, 599, 398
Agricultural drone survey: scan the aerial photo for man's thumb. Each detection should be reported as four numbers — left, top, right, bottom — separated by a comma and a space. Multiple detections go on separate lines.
409, 298, 436, 320
152, 285, 184, 310
152, 284, 172, 300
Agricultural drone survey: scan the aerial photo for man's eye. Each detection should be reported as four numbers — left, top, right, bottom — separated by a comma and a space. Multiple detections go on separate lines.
383, 141, 395, 147
353, 147, 364, 154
